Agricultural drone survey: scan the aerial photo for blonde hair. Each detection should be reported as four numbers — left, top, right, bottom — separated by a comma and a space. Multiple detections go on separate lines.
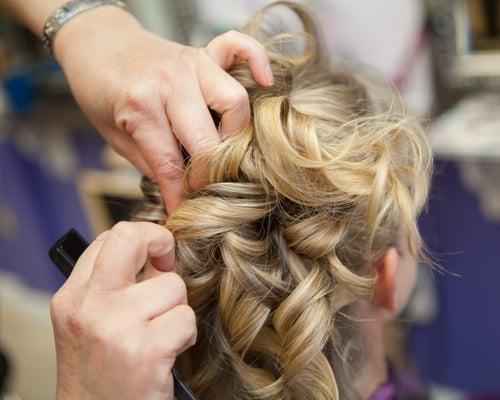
134, 2, 432, 399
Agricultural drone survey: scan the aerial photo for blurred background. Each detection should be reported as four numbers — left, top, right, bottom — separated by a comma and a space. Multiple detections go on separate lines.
1, 0, 499, 399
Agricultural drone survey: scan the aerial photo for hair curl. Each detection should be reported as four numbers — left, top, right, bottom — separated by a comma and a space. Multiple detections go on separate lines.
134, 2, 432, 399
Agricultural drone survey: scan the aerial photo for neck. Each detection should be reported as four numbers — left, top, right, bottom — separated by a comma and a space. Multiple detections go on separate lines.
353, 301, 389, 399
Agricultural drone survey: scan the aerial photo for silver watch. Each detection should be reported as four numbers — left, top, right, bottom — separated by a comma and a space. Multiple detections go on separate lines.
41, 0, 130, 54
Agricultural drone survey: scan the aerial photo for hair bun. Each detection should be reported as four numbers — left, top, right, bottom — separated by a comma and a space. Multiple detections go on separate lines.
134, 2, 432, 399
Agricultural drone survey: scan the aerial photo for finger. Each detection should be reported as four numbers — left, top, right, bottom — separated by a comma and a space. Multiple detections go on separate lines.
105, 130, 154, 177
196, 58, 250, 135
146, 304, 197, 360
114, 91, 185, 215
90, 222, 175, 291
58, 231, 108, 296
165, 80, 225, 192
140, 258, 175, 281
133, 124, 185, 215
204, 30, 273, 87
124, 272, 187, 319
165, 79, 220, 158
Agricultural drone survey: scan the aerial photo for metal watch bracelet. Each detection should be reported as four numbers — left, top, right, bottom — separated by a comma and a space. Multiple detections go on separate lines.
41, 0, 130, 54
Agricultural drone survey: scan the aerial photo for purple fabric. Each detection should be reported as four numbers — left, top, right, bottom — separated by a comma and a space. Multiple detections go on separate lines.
0, 131, 104, 293
370, 362, 428, 400
412, 160, 500, 392
469, 396, 500, 400
370, 383, 399, 400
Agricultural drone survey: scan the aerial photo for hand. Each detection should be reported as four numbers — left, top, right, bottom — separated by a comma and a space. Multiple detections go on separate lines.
53, 7, 272, 214
50, 221, 195, 400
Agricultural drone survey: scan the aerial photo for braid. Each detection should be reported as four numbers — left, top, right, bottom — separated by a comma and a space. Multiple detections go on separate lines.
133, 1, 432, 399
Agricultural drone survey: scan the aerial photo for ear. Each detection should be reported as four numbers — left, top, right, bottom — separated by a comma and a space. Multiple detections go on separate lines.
372, 248, 399, 313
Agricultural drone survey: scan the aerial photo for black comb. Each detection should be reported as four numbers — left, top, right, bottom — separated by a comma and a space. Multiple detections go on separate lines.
49, 229, 198, 400
49, 229, 89, 278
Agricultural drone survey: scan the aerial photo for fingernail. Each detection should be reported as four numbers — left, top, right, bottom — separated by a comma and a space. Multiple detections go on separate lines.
265, 64, 274, 86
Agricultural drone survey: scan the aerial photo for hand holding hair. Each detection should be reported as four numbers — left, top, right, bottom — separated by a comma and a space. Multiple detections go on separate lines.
50, 221, 195, 400
2, 0, 273, 215
54, 14, 273, 214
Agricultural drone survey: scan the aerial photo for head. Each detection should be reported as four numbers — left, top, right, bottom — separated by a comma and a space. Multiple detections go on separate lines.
135, 2, 432, 399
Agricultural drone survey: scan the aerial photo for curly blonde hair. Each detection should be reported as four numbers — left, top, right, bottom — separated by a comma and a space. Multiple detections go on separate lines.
134, 2, 432, 399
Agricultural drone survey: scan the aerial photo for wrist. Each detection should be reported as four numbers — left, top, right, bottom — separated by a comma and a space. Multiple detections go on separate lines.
53, 5, 143, 65
55, 375, 80, 400
3, 0, 68, 37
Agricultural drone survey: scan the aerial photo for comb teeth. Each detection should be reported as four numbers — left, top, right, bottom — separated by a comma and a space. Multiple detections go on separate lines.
49, 229, 89, 278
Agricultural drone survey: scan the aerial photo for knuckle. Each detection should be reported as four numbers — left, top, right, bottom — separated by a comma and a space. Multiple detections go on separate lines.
166, 273, 188, 304
247, 36, 266, 54
189, 329, 197, 347
163, 228, 175, 244
111, 221, 138, 241
224, 29, 240, 41
149, 340, 175, 361
224, 30, 265, 54
148, 305, 197, 359
95, 229, 111, 241
177, 304, 196, 328
49, 292, 66, 323
161, 229, 175, 251
119, 86, 151, 113
114, 88, 154, 134
178, 305, 197, 345
63, 310, 87, 339
183, 305, 196, 328
224, 85, 249, 108
52, 298, 92, 339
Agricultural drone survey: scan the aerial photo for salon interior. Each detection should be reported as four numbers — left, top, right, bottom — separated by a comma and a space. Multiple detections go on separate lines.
1, 0, 500, 399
